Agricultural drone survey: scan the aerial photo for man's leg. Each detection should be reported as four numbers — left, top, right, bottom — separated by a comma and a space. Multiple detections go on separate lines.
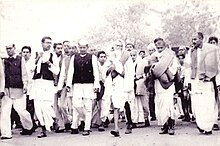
139, 94, 150, 127
124, 101, 133, 134
149, 93, 156, 121
82, 98, 93, 136
71, 97, 81, 134
60, 87, 72, 130
1, 95, 13, 138
26, 95, 37, 131
11, 106, 21, 129
110, 108, 120, 137
13, 95, 33, 135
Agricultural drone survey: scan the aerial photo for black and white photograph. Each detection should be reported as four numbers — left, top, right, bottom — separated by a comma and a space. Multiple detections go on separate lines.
0, 0, 220, 145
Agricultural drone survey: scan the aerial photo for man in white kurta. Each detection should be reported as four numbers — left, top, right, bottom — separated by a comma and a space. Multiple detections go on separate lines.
56, 42, 74, 132
184, 32, 220, 134
21, 46, 37, 131
66, 39, 100, 136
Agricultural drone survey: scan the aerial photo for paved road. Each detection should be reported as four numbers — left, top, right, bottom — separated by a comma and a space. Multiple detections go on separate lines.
1, 120, 220, 146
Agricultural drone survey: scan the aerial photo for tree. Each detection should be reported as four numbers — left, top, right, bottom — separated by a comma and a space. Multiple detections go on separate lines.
84, 1, 153, 52
162, 0, 220, 47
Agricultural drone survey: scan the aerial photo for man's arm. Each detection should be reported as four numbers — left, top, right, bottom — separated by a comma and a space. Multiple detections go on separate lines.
57, 58, 66, 91
92, 55, 100, 91
66, 55, 75, 90
21, 57, 28, 93
216, 47, 220, 91
48, 54, 60, 75
0, 58, 5, 93
123, 57, 135, 92
183, 51, 192, 90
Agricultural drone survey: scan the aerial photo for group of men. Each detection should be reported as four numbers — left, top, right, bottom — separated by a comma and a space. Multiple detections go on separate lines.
0, 32, 219, 140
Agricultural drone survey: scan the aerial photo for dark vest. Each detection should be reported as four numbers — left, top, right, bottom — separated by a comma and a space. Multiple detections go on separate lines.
33, 53, 54, 80
72, 53, 94, 84
4, 55, 23, 88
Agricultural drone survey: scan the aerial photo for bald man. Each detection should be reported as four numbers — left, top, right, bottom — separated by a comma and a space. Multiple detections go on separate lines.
66, 39, 100, 136
184, 32, 220, 134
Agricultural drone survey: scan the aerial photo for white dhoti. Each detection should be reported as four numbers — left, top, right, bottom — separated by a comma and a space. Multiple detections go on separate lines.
192, 80, 216, 131
155, 80, 175, 126
31, 79, 55, 131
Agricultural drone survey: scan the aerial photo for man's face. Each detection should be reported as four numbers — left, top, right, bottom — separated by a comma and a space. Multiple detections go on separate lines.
98, 53, 107, 64
6, 45, 15, 57
125, 44, 134, 51
148, 48, 156, 55
139, 52, 145, 59
63, 42, 70, 54
115, 41, 123, 51
192, 34, 202, 48
178, 56, 184, 65
155, 40, 166, 53
78, 44, 88, 55
54, 44, 63, 56
130, 51, 137, 62
209, 40, 218, 46
89, 48, 97, 55
42, 39, 52, 51
22, 48, 31, 60
69, 46, 78, 55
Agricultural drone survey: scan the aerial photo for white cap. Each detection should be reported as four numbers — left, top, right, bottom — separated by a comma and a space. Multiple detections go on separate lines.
78, 39, 88, 46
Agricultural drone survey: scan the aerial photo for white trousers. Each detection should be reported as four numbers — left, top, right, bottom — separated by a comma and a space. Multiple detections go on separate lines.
71, 98, 93, 131
131, 94, 149, 123
1, 94, 33, 137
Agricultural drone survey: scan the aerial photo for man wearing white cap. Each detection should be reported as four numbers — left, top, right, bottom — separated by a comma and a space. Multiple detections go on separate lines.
66, 39, 100, 136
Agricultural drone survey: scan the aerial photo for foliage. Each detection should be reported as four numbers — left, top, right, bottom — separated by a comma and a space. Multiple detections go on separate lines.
162, 0, 220, 47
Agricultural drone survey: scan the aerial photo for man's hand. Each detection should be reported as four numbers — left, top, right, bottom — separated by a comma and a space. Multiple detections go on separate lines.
46, 61, 52, 67
109, 64, 116, 71
57, 90, 62, 97
0, 92, 5, 99
23, 87, 27, 94
94, 88, 99, 93
66, 86, 70, 92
